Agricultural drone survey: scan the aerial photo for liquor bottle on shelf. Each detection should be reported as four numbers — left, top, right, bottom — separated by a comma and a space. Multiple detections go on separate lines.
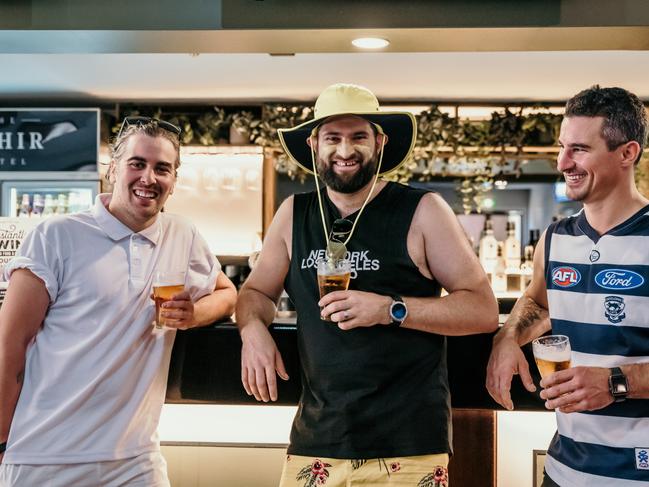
43, 194, 55, 217
528, 229, 540, 250
18, 194, 31, 218
478, 216, 498, 280
492, 242, 507, 294
55, 193, 68, 214
32, 194, 45, 218
68, 192, 81, 214
504, 221, 521, 269
504, 221, 522, 292
520, 245, 535, 292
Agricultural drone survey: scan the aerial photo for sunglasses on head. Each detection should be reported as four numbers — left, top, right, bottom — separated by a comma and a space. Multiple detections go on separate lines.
117, 116, 181, 139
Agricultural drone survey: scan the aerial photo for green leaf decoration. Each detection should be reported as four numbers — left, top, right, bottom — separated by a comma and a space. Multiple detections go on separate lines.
101, 101, 600, 208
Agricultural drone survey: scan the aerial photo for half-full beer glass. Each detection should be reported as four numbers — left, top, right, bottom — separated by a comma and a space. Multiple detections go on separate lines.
153, 270, 185, 329
532, 335, 571, 379
317, 258, 351, 321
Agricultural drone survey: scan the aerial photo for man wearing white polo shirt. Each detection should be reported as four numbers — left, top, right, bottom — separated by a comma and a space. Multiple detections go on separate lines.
0, 117, 236, 486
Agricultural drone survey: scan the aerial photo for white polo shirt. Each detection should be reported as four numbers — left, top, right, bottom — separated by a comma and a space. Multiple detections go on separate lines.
2, 194, 220, 464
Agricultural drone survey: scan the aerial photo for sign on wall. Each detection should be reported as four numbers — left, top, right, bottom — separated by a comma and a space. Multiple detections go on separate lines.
0, 218, 39, 279
0, 109, 99, 172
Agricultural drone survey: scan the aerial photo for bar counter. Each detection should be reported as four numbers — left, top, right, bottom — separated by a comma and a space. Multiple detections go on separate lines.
166, 315, 546, 411
163, 304, 551, 486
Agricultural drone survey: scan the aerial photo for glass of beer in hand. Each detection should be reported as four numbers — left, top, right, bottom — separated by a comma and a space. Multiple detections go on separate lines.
532, 335, 571, 379
153, 270, 185, 329
317, 258, 351, 321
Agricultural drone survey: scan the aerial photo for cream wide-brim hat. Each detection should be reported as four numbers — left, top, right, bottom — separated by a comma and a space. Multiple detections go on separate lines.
277, 83, 417, 176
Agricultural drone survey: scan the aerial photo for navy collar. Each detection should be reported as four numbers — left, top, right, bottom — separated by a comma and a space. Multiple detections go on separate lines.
576, 203, 649, 243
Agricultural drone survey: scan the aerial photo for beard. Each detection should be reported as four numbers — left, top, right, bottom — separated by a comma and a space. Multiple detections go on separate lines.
318, 156, 378, 194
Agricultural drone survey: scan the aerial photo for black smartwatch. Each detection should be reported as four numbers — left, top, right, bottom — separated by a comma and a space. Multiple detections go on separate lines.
389, 295, 408, 327
608, 367, 629, 403
0, 441, 6, 454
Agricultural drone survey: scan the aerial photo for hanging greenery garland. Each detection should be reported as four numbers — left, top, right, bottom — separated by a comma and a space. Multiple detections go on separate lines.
106, 103, 570, 212
105, 103, 649, 213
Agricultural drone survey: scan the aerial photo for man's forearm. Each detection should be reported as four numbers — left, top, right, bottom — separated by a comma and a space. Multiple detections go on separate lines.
497, 294, 551, 345
623, 363, 649, 399
403, 288, 499, 336
193, 287, 237, 327
235, 288, 277, 335
0, 269, 50, 447
0, 343, 27, 445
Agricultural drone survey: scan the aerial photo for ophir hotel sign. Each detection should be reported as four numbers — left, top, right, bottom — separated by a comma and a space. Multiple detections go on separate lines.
0, 109, 99, 171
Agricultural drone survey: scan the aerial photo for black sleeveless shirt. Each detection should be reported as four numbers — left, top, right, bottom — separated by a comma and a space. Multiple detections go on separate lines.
285, 182, 451, 459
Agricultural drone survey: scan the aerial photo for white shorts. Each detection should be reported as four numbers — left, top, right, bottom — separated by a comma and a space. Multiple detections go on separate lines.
0, 451, 170, 487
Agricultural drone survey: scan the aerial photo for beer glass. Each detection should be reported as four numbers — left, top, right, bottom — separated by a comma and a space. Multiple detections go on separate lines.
153, 270, 185, 329
316, 258, 351, 321
532, 335, 571, 379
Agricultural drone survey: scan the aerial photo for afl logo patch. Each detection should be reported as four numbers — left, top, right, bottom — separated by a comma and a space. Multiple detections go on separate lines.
595, 269, 645, 290
552, 267, 581, 287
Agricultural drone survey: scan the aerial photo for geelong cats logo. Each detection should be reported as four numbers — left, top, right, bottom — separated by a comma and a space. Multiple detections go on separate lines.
604, 296, 626, 324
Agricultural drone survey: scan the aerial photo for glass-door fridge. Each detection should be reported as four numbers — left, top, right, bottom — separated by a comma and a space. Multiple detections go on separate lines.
0, 109, 101, 287
1, 178, 99, 218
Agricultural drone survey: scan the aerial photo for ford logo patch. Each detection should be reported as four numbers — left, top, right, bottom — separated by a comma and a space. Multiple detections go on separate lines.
552, 266, 581, 287
595, 269, 645, 290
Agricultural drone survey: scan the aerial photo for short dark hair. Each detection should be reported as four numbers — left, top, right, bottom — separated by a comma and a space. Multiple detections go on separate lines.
565, 85, 647, 163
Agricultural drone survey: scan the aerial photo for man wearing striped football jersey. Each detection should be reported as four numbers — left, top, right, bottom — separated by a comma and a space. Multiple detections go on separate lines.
487, 86, 649, 486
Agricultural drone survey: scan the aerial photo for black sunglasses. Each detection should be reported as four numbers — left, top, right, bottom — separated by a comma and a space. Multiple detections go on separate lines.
329, 218, 353, 243
117, 116, 181, 139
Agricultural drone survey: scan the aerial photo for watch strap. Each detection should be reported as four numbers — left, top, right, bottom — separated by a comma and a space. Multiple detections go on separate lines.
608, 366, 628, 403
0, 441, 6, 454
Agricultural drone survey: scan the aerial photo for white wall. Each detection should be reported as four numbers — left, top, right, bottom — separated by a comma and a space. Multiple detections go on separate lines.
162, 445, 286, 487
497, 411, 557, 487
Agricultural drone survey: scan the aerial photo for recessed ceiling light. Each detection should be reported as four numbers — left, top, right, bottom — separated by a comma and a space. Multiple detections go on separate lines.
352, 37, 390, 49
494, 178, 509, 190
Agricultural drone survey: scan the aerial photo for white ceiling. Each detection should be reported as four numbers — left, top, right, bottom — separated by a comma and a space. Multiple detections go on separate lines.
2, 50, 649, 104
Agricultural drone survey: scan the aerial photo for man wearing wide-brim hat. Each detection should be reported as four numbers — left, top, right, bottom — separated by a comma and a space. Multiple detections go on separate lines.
236, 83, 498, 486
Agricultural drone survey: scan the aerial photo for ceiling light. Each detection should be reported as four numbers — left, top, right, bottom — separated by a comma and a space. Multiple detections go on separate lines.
352, 37, 390, 49
494, 178, 508, 190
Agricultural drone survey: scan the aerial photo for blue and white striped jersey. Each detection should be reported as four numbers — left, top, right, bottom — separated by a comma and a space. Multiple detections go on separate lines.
543, 204, 649, 486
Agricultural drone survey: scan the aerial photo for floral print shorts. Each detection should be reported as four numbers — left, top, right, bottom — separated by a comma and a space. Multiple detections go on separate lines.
279, 453, 449, 487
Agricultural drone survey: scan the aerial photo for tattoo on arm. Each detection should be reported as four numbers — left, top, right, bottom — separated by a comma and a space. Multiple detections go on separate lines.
16, 369, 24, 385
515, 297, 547, 331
